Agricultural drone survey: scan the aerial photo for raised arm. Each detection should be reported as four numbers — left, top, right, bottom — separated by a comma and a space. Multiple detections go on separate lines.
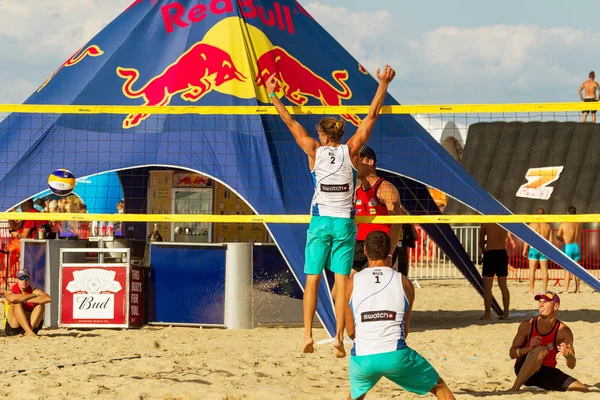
346, 65, 396, 156
265, 74, 319, 159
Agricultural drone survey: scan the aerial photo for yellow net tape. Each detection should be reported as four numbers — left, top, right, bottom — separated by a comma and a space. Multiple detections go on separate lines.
0, 101, 599, 115
1, 213, 597, 224
1, 102, 596, 225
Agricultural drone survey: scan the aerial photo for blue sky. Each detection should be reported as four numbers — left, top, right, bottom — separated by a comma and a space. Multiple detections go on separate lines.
1, 0, 598, 105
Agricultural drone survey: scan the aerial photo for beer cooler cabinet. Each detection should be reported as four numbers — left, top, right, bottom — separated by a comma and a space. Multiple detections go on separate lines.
58, 248, 146, 329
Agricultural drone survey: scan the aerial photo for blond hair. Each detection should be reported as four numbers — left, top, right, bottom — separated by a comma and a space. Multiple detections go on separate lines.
316, 117, 345, 142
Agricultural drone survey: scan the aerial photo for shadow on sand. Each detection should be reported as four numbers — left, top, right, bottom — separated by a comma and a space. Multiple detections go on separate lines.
410, 309, 600, 332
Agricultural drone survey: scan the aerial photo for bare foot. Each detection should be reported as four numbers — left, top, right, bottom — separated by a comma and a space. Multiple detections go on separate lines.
562, 290, 569, 295
500, 313, 509, 320
480, 315, 491, 321
333, 340, 346, 358
303, 337, 314, 354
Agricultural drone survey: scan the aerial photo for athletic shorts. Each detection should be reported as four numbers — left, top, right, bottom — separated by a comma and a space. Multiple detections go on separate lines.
528, 247, 549, 261
353, 239, 398, 273
482, 249, 508, 277
5, 322, 42, 337
563, 243, 581, 262
305, 216, 356, 275
583, 98, 597, 114
515, 358, 576, 391
349, 347, 439, 399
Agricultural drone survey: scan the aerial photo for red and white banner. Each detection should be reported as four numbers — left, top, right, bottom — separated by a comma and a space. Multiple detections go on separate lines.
60, 265, 127, 326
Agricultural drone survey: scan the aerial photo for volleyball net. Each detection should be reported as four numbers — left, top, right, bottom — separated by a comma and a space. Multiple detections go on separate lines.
1, 101, 600, 234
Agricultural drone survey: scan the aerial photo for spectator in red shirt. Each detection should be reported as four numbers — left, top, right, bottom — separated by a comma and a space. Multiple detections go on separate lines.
3, 268, 52, 336
8, 199, 47, 239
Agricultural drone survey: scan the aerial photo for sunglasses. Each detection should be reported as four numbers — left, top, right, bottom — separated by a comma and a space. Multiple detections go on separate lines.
18, 276, 30, 281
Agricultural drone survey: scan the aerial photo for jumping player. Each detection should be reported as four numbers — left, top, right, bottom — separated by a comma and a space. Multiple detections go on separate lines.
265, 65, 396, 357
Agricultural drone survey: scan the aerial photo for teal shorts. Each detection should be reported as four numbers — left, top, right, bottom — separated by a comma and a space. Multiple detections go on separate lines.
305, 216, 356, 275
528, 247, 548, 261
563, 243, 581, 262
349, 347, 440, 399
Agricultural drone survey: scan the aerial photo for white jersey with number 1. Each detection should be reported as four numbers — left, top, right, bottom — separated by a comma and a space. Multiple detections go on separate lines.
310, 144, 356, 218
350, 267, 408, 356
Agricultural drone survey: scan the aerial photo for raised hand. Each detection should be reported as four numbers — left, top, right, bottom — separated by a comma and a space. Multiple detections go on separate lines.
376, 64, 396, 84
558, 342, 573, 358
265, 73, 279, 96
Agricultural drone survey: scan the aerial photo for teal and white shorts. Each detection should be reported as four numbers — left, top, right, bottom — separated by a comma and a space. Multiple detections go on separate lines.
349, 347, 440, 399
305, 216, 356, 275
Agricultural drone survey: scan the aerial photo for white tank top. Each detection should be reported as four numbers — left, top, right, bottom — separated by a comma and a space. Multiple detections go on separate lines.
310, 144, 356, 218
350, 267, 408, 356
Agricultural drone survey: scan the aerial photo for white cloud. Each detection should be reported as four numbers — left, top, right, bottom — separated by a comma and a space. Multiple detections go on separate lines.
0, 0, 130, 55
0, 1, 598, 105
305, 2, 395, 72
409, 24, 598, 102
0, 0, 130, 103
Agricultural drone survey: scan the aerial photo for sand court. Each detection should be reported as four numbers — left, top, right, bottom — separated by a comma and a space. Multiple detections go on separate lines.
0, 279, 598, 399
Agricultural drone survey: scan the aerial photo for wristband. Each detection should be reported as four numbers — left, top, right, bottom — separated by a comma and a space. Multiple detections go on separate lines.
387, 254, 393, 258
269, 93, 276, 98
566, 353, 574, 359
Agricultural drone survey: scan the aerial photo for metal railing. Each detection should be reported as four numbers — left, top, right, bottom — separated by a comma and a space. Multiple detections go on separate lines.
408, 226, 600, 283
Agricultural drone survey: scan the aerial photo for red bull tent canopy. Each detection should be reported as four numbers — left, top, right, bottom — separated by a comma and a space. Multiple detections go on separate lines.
1, 0, 598, 336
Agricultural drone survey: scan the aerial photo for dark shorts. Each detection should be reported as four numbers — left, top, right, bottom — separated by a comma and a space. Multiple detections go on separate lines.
583, 98, 597, 114
397, 263, 409, 277
353, 239, 398, 273
5, 322, 43, 337
514, 358, 576, 392
482, 249, 508, 277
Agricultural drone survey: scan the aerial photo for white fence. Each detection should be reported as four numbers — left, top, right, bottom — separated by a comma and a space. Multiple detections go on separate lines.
408, 225, 481, 281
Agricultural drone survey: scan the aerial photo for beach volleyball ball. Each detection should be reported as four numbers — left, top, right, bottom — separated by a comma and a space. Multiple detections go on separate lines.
48, 169, 76, 196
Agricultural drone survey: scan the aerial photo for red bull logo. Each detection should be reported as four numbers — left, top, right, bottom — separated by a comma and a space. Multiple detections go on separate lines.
255, 47, 361, 126
117, 42, 246, 128
161, 0, 296, 34
37, 45, 103, 92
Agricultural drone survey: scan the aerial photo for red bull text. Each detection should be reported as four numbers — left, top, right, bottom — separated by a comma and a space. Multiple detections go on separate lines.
161, 0, 296, 34
117, 42, 246, 128
255, 47, 361, 126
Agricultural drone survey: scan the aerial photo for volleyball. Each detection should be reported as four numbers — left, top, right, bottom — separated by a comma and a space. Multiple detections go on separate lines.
48, 169, 76, 196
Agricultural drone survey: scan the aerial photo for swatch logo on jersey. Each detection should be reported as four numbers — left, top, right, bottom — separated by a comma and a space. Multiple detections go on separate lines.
320, 184, 350, 192
361, 310, 397, 322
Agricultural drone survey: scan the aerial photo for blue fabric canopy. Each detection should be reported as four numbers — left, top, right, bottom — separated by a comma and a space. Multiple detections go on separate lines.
1, 0, 596, 337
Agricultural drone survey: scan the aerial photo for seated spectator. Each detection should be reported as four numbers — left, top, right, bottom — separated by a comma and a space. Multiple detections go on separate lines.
3, 269, 52, 336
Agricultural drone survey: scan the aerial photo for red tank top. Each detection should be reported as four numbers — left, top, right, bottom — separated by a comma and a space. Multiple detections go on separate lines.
355, 178, 390, 240
11, 283, 36, 312
518, 317, 561, 368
